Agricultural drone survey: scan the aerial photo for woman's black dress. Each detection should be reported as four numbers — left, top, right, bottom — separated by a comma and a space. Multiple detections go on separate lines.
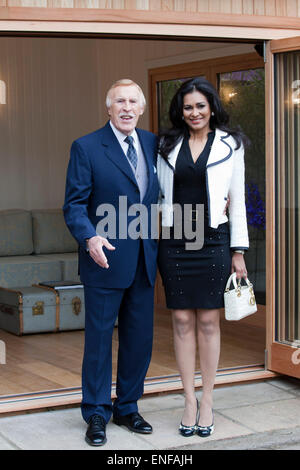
158, 132, 232, 310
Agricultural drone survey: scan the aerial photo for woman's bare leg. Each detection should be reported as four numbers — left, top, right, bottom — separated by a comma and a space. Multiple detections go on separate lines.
172, 309, 198, 426
196, 308, 220, 426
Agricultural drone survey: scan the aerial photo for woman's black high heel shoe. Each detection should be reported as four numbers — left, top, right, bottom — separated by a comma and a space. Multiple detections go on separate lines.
179, 398, 199, 437
197, 411, 214, 437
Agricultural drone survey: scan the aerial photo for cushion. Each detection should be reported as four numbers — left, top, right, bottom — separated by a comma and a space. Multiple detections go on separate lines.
0, 255, 62, 288
32, 209, 78, 254
38, 253, 80, 282
0, 209, 33, 256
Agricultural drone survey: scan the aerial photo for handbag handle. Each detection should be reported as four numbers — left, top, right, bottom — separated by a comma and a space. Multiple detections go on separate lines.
225, 272, 252, 292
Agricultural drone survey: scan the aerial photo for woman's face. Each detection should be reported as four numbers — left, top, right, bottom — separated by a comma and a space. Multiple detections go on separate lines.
182, 90, 212, 134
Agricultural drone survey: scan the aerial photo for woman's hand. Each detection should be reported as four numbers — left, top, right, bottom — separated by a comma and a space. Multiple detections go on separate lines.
87, 235, 115, 269
231, 252, 247, 280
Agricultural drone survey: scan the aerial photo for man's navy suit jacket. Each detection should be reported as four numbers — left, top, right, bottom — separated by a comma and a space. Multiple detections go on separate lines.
63, 122, 159, 288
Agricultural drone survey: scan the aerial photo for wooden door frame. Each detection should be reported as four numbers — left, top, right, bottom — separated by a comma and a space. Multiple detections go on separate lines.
0, 7, 300, 30
1, 7, 300, 41
148, 52, 264, 135
265, 36, 300, 378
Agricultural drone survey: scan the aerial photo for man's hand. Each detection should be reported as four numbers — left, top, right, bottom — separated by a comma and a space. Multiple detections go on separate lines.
87, 236, 115, 269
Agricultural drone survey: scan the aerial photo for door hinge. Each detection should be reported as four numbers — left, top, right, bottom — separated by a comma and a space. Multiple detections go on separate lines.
264, 349, 268, 369
263, 41, 267, 63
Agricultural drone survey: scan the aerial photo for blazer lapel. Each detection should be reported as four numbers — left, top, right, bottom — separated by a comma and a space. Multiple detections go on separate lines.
166, 138, 183, 170
101, 122, 138, 187
160, 130, 233, 172
206, 128, 233, 168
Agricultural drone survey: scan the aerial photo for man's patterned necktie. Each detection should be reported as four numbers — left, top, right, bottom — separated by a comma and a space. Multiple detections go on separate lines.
124, 135, 138, 170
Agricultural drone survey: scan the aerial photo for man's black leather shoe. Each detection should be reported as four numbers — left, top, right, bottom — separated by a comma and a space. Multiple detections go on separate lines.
85, 414, 107, 446
113, 412, 153, 434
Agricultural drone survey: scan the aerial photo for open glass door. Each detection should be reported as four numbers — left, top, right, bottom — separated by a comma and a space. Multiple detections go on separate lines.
266, 37, 300, 378
150, 53, 273, 385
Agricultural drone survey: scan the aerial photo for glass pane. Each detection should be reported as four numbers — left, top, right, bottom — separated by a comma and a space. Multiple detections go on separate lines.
219, 69, 266, 305
274, 51, 300, 346
157, 78, 194, 132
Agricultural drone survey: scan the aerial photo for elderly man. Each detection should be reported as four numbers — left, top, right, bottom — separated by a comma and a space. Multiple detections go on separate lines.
63, 79, 159, 446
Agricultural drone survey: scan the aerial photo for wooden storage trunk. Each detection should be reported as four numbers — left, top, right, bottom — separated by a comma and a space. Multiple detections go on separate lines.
37, 281, 85, 331
0, 286, 58, 335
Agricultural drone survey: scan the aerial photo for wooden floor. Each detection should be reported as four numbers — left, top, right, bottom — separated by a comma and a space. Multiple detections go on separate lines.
0, 305, 266, 397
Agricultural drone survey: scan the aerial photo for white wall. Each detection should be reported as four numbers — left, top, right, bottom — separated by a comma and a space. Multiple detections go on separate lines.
0, 36, 253, 210
0, 37, 101, 210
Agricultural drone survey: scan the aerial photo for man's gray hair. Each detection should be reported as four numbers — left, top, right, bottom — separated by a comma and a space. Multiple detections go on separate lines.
106, 79, 146, 109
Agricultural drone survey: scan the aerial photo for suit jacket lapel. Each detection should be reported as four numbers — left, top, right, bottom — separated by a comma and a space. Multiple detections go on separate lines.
101, 122, 138, 187
206, 128, 233, 168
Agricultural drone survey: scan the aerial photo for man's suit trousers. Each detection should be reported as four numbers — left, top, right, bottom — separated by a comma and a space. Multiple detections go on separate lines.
81, 243, 155, 424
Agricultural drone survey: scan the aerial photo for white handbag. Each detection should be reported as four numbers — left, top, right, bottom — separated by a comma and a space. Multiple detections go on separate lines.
224, 272, 257, 321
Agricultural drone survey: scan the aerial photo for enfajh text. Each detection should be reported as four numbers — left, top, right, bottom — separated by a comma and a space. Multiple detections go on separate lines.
107, 454, 192, 467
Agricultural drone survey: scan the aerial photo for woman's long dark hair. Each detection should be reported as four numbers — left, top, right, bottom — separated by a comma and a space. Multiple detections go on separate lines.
158, 77, 248, 161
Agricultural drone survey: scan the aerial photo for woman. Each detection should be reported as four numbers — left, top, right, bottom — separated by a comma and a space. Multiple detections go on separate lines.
157, 77, 249, 437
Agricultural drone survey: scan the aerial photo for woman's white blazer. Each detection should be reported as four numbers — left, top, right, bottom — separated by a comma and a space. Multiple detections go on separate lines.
157, 128, 249, 250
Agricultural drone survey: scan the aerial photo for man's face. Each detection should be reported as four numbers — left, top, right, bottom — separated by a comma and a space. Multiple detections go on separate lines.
107, 85, 144, 136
